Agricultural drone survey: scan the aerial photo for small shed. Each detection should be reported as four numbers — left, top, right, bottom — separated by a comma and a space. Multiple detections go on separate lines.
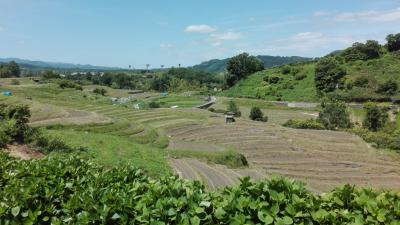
2, 91, 12, 96
225, 112, 235, 123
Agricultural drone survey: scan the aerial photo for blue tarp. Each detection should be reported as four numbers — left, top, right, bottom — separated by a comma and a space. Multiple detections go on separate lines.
2, 91, 12, 96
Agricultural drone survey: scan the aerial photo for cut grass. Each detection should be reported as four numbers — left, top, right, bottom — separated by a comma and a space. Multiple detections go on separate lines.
44, 129, 171, 177
169, 149, 248, 168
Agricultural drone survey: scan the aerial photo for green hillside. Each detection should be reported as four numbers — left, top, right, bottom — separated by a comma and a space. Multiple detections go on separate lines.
222, 51, 400, 102
192, 55, 312, 73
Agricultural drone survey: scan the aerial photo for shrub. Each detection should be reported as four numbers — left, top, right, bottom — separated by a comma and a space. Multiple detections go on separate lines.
376, 80, 398, 95
10, 79, 20, 85
249, 107, 268, 122
41, 71, 61, 79
267, 76, 281, 84
363, 102, 389, 131
227, 100, 241, 117
0, 130, 10, 148
148, 101, 160, 108
281, 65, 291, 74
353, 76, 369, 87
58, 79, 82, 90
93, 88, 107, 96
283, 119, 325, 130
318, 100, 353, 130
294, 73, 307, 81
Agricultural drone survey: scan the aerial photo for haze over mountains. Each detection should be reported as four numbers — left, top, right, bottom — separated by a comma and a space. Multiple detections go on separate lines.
0, 58, 122, 71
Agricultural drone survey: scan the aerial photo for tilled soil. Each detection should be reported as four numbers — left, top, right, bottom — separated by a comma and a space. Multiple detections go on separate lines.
166, 118, 400, 193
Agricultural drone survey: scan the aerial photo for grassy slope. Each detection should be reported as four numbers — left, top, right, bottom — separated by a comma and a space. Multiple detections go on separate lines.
45, 129, 171, 177
222, 53, 400, 102
222, 63, 318, 102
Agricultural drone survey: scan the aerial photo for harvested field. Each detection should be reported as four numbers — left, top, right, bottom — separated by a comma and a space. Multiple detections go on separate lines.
166, 117, 400, 193
170, 158, 267, 189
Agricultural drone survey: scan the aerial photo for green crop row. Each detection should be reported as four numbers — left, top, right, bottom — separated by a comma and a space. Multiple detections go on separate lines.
0, 153, 399, 225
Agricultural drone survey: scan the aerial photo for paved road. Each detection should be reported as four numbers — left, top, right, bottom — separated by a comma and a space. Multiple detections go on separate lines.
195, 96, 216, 109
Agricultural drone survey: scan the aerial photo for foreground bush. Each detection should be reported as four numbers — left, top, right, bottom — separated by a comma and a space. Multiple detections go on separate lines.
283, 119, 325, 130
0, 153, 399, 224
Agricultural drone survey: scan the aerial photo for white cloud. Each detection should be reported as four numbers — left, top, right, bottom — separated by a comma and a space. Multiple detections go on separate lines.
184, 24, 216, 33
210, 31, 242, 41
251, 32, 355, 56
313, 11, 330, 17
331, 8, 400, 23
160, 43, 173, 48
0, 26, 3, 32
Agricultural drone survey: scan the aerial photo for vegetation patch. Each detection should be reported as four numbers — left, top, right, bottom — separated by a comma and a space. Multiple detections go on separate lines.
283, 119, 325, 130
0, 153, 399, 224
169, 149, 248, 168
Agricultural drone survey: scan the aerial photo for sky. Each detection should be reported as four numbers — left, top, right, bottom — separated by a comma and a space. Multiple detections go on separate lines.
1, 0, 400, 69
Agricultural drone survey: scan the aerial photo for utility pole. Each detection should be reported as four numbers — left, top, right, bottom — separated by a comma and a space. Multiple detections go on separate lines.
146, 64, 150, 73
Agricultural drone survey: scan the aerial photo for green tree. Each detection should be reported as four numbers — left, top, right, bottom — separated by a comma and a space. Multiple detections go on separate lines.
7, 61, 21, 77
227, 101, 241, 117
249, 107, 268, 122
386, 33, 400, 52
376, 80, 398, 95
318, 100, 353, 130
342, 40, 381, 62
0, 61, 21, 78
314, 57, 346, 94
226, 53, 264, 87
362, 103, 389, 132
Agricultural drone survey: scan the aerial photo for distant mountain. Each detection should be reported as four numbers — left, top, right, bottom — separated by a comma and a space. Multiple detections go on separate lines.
192, 55, 313, 73
0, 57, 122, 71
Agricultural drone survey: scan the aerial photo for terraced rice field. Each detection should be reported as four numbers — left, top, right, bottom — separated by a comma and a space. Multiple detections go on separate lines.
166, 117, 400, 192
3, 85, 400, 193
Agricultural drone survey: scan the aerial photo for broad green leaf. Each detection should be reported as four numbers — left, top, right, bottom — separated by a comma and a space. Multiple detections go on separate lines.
11, 206, 20, 217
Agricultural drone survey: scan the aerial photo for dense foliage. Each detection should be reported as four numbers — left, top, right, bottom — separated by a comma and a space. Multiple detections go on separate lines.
283, 119, 325, 130
362, 103, 389, 132
192, 55, 311, 73
226, 53, 264, 87
386, 33, 400, 52
223, 33, 400, 102
93, 88, 107, 96
341, 40, 382, 62
57, 79, 83, 90
150, 68, 220, 92
227, 101, 241, 117
1, 153, 399, 224
249, 107, 268, 122
0, 104, 82, 153
318, 100, 353, 130
0, 61, 21, 78
314, 57, 346, 94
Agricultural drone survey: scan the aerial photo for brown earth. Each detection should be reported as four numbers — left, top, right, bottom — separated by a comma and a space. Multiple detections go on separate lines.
6, 144, 44, 160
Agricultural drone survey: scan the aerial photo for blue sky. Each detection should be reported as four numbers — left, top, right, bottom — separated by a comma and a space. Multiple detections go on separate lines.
1, 0, 400, 68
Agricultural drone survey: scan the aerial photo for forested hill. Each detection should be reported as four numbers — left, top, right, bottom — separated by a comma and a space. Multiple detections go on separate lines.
192, 55, 312, 73
0, 57, 121, 71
